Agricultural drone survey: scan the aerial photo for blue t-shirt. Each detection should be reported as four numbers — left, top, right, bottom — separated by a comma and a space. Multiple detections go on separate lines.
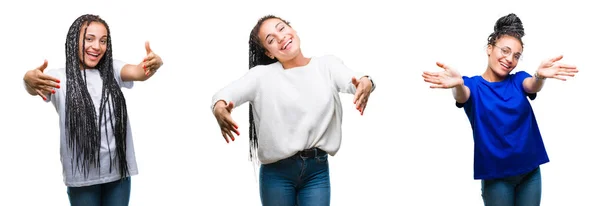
457, 71, 549, 180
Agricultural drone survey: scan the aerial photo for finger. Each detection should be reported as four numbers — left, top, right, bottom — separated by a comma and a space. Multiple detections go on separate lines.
145, 41, 152, 54
37, 59, 48, 72
225, 129, 236, 142
35, 89, 48, 101
423, 71, 441, 77
548, 55, 563, 63
351, 77, 359, 87
353, 87, 364, 104
551, 76, 567, 81
557, 63, 577, 70
430, 84, 449, 89
40, 85, 56, 94
227, 101, 235, 112
436, 62, 449, 71
41, 79, 61, 88
361, 101, 368, 116
39, 73, 61, 84
145, 58, 159, 71
355, 93, 365, 110
221, 130, 230, 143
224, 115, 239, 132
423, 78, 441, 85
556, 72, 576, 77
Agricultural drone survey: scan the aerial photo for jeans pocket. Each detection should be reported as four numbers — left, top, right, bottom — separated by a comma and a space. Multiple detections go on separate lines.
315, 154, 328, 164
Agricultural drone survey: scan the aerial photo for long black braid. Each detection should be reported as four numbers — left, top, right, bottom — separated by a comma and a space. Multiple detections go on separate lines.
64, 14, 129, 179
247, 15, 289, 163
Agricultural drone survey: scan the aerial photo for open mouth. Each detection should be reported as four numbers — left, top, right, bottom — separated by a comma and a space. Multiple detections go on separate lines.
86, 51, 100, 60
281, 38, 293, 50
499, 62, 511, 70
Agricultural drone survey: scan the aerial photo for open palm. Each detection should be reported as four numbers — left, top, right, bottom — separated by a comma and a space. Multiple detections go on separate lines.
536, 55, 578, 81
422, 62, 463, 89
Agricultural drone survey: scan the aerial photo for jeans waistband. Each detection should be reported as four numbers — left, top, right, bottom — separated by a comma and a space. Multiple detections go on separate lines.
293, 148, 327, 159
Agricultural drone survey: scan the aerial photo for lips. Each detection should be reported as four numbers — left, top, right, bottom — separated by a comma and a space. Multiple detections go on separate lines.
499, 62, 511, 71
86, 51, 100, 61
281, 38, 293, 50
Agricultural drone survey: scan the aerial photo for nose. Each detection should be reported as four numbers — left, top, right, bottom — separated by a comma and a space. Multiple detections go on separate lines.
505, 54, 514, 64
90, 40, 100, 50
275, 33, 286, 44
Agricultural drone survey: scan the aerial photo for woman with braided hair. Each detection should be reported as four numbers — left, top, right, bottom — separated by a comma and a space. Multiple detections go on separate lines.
22, 14, 163, 206
422, 13, 578, 205
211, 15, 375, 206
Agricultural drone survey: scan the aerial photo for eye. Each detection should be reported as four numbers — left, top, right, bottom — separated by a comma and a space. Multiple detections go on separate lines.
268, 38, 273, 44
86, 37, 93, 42
279, 26, 285, 31
100, 39, 107, 44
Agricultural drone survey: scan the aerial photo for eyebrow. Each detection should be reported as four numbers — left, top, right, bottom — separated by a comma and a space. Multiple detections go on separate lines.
264, 22, 284, 42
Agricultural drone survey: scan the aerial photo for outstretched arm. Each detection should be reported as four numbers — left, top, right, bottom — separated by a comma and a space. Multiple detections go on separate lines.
522, 55, 578, 94
326, 55, 375, 115
23, 59, 61, 101
121, 41, 163, 82
423, 62, 470, 103
211, 67, 263, 143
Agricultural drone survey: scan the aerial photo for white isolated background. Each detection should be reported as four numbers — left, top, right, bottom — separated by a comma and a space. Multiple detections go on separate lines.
0, 0, 598, 205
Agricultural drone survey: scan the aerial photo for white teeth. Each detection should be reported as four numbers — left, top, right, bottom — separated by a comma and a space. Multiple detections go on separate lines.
282, 39, 292, 50
500, 62, 509, 68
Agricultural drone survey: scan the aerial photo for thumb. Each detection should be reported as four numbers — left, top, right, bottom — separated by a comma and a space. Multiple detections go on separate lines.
351, 77, 359, 87
38, 59, 48, 72
549, 55, 563, 63
436, 62, 448, 71
145, 41, 152, 54
227, 101, 235, 111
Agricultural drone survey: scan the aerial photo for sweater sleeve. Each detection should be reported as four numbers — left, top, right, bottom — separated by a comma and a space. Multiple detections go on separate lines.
324, 55, 370, 94
210, 66, 264, 112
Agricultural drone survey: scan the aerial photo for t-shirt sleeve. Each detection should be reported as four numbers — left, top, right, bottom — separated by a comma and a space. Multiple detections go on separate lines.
456, 76, 473, 108
514, 71, 536, 100
113, 59, 133, 89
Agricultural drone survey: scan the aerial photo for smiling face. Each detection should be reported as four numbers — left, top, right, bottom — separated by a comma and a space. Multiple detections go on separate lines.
486, 35, 523, 77
257, 18, 301, 62
78, 21, 108, 69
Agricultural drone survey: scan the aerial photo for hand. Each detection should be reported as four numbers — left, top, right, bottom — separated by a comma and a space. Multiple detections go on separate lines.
536, 55, 578, 81
352, 76, 372, 115
143, 41, 163, 76
213, 100, 240, 143
23, 60, 60, 101
422, 62, 463, 89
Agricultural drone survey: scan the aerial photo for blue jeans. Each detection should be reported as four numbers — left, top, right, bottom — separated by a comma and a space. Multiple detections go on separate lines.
259, 148, 331, 206
481, 167, 542, 206
67, 177, 131, 206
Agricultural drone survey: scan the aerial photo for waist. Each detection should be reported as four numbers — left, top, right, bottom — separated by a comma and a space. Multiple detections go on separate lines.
292, 148, 327, 159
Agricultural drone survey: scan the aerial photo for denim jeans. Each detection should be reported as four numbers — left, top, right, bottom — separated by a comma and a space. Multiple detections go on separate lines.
67, 177, 131, 206
481, 167, 541, 206
259, 148, 331, 206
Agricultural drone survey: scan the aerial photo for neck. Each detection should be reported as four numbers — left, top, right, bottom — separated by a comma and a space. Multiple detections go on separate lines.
482, 66, 506, 82
280, 51, 310, 69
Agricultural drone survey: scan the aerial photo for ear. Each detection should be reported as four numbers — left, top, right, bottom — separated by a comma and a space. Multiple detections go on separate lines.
486, 44, 493, 56
265, 51, 274, 59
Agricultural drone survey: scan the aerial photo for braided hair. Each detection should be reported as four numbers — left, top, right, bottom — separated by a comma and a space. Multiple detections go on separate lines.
487, 13, 525, 47
247, 15, 289, 163
64, 14, 129, 179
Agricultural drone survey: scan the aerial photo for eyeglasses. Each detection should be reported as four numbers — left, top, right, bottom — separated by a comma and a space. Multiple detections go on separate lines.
494, 45, 522, 61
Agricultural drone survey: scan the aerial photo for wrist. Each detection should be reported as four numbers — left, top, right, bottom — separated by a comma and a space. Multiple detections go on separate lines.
534, 71, 546, 80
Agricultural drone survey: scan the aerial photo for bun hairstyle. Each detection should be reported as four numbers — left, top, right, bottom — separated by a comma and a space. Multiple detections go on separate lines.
487, 13, 525, 46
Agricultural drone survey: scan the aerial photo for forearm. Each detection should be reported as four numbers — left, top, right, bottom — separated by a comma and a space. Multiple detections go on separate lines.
452, 80, 470, 103
523, 75, 545, 94
121, 63, 152, 82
